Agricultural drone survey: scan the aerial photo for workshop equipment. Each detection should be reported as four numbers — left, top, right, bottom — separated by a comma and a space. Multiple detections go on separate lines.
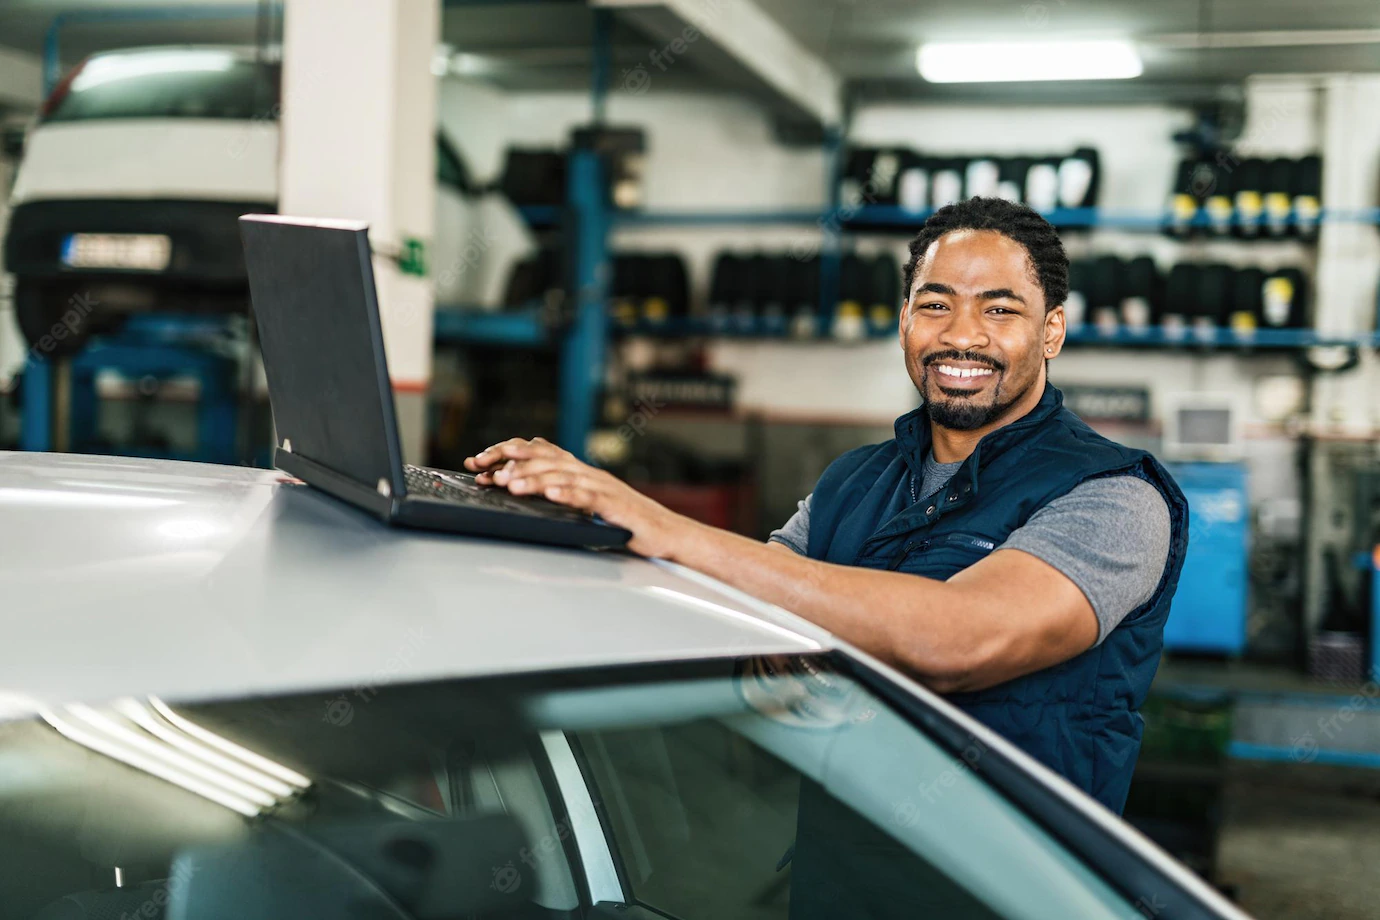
1164, 462, 1250, 655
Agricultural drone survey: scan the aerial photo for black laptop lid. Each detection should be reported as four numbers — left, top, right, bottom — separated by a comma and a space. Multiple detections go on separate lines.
239, 215, 405, 495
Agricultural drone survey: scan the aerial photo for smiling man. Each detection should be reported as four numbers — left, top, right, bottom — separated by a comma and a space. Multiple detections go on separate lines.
466, 197, 1188, 813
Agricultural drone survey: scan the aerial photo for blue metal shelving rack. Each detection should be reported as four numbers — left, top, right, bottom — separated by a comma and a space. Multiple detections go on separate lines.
426, 3, 1380, 463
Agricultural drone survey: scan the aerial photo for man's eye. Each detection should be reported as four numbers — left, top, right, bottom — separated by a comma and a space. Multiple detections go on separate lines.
988, 307, 1016, 315
918, 302, 947, 311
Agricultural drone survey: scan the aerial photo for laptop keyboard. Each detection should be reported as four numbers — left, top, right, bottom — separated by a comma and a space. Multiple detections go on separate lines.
403, 466, 586, 520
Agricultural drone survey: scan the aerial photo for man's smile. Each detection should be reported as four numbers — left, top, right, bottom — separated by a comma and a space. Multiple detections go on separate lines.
923, 353, 1005, 393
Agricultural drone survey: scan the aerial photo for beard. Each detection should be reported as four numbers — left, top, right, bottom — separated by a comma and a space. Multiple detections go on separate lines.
918, 350, 1023, 431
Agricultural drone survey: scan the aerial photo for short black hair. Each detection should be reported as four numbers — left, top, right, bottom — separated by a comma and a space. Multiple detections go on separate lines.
901, 197, 1069, 311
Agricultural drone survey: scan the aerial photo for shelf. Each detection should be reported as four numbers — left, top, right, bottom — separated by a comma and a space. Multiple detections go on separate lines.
516, 205, 561, 229
433, 306, 549, 346
614, 316, 891, 341
518, 204, 1380, 233
519, 206, 826, 231
1062, 326, 1374, 349
840, 205, 1380, 233
436, 308, 1378, 353
614, 210, 827, 228
617, 317, 1377, 351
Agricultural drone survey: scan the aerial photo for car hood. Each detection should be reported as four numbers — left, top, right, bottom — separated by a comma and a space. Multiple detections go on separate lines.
0, 452, 825, 716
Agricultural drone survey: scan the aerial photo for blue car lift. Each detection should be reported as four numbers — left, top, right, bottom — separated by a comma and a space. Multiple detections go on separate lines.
21, 316, 242, 465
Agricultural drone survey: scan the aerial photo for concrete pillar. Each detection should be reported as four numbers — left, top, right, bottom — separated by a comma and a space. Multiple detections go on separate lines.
279, 0, 440, 462
1312, 76, 1380, 436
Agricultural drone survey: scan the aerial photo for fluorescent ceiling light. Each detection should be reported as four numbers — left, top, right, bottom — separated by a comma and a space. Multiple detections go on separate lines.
42, 707, 263, 817
73, 50, 236, 91
113, 699, 295, 798
150, 697, 311, 790
0, 488, 182, 509
917, 40, 1143, 83
42, 699, 311, 818
64, 704, 278, 808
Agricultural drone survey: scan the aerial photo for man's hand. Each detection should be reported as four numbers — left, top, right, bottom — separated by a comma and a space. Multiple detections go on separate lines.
463, 437, 698, 557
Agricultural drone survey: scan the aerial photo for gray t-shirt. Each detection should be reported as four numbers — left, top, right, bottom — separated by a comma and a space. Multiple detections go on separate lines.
768, 453, 1171, 645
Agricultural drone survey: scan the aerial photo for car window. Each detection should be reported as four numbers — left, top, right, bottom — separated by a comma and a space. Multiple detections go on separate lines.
437, 132, 473, 193
43, 50, 278, 123
570, 658, 1143, 920
0, 657, 1143, 920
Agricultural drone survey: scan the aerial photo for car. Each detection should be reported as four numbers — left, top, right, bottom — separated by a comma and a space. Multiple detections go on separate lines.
0, 451, 1248, 920
2, 45, 530, 359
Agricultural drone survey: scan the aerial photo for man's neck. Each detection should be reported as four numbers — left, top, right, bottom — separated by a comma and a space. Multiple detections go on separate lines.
929, 373, 1048, 464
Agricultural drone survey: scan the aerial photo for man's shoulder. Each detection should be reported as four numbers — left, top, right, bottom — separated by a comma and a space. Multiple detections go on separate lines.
1051, 473, 1171, 518
808, 438, 906, 518
821, 438, 902, 481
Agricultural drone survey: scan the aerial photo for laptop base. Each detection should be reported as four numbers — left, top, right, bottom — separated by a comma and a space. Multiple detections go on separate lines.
276, 449, 630, 550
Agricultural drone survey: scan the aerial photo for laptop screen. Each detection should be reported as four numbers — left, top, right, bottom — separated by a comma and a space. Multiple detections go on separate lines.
239, 215, 404, 493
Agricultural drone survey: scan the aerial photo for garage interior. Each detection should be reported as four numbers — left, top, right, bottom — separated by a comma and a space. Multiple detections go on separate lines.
1, 1, 1380, 917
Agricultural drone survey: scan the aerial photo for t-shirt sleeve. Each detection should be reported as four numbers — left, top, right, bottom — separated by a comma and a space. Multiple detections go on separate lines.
998, 475, 1171, 646
768, 493, 812, 555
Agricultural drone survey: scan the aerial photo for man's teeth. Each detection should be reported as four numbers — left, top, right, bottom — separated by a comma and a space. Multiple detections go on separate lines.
936, 365, 994, 379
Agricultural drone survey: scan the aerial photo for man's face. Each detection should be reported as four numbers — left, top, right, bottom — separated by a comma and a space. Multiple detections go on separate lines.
900, 229, 1063, 431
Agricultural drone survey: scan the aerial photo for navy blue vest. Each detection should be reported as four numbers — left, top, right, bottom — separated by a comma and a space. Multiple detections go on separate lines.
807, 383, 1189, 813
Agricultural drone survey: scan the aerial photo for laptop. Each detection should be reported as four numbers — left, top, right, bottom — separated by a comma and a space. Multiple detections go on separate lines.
238, 214, 631, 549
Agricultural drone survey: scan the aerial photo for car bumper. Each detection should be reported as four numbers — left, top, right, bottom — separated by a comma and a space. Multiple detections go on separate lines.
4, 198, 275, 287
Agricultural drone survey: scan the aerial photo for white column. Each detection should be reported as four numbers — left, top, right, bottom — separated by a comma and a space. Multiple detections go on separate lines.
280, 0, 440, 462
1313, 75, 1380, 436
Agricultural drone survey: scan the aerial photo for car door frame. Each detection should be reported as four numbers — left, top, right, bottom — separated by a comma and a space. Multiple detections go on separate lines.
837, 650, 1249, 920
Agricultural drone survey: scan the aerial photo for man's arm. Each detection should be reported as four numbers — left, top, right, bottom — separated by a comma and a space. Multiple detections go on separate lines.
465, 438, 1097, 693
677, 524, 1098, 692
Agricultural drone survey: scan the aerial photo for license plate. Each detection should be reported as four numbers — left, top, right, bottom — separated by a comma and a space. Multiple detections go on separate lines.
61, 233, 172, 271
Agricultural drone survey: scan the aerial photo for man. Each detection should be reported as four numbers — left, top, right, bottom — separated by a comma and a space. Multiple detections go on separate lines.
465, 197, 1188, 814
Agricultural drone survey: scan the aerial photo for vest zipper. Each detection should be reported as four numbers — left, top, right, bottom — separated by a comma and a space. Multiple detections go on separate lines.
887, 538, 931, 570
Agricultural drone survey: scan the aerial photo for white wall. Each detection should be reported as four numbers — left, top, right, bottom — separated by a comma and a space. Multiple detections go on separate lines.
439, 84, 828, 209
0, 49, 42, 111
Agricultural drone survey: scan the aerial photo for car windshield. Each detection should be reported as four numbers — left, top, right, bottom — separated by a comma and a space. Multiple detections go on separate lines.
0, 655, 1141, 920
43, 49, 277, 123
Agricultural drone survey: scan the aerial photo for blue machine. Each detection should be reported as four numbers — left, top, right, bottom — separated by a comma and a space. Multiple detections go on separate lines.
1163, 462, 1250, 654
21, 315, 242, 465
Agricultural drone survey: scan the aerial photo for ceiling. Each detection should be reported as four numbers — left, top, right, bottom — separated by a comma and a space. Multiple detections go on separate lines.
0, 0, 1377, 107
752, 0, 1380, 103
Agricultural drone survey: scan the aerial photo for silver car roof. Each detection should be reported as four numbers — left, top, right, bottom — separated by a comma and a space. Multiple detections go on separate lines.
0, 452, 827, 716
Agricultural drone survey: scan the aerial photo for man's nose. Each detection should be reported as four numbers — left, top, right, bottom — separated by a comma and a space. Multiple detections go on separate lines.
937, 306, 989, 351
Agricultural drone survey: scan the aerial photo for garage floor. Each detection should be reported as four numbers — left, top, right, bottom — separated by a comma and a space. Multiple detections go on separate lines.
1218, 763, 1380, 920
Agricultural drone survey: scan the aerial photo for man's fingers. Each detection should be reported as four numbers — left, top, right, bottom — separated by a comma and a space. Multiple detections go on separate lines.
492, 456, 578, 486
543, 484, 602, 513
466, 437, 567, 471
506, 469, 589, 496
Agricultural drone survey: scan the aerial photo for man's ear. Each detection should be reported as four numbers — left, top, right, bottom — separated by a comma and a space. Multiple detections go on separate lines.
1043, 303, 1067, 358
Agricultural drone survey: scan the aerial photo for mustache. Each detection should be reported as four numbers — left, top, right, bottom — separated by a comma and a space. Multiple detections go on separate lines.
922, 350, 1007, 373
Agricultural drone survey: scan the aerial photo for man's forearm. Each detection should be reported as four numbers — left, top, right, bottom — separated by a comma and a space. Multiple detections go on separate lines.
666, 519, 995, 687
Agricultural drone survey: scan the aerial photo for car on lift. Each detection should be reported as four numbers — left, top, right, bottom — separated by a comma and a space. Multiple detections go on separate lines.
2, 45, 524, 358
0, 450, 1249, 920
